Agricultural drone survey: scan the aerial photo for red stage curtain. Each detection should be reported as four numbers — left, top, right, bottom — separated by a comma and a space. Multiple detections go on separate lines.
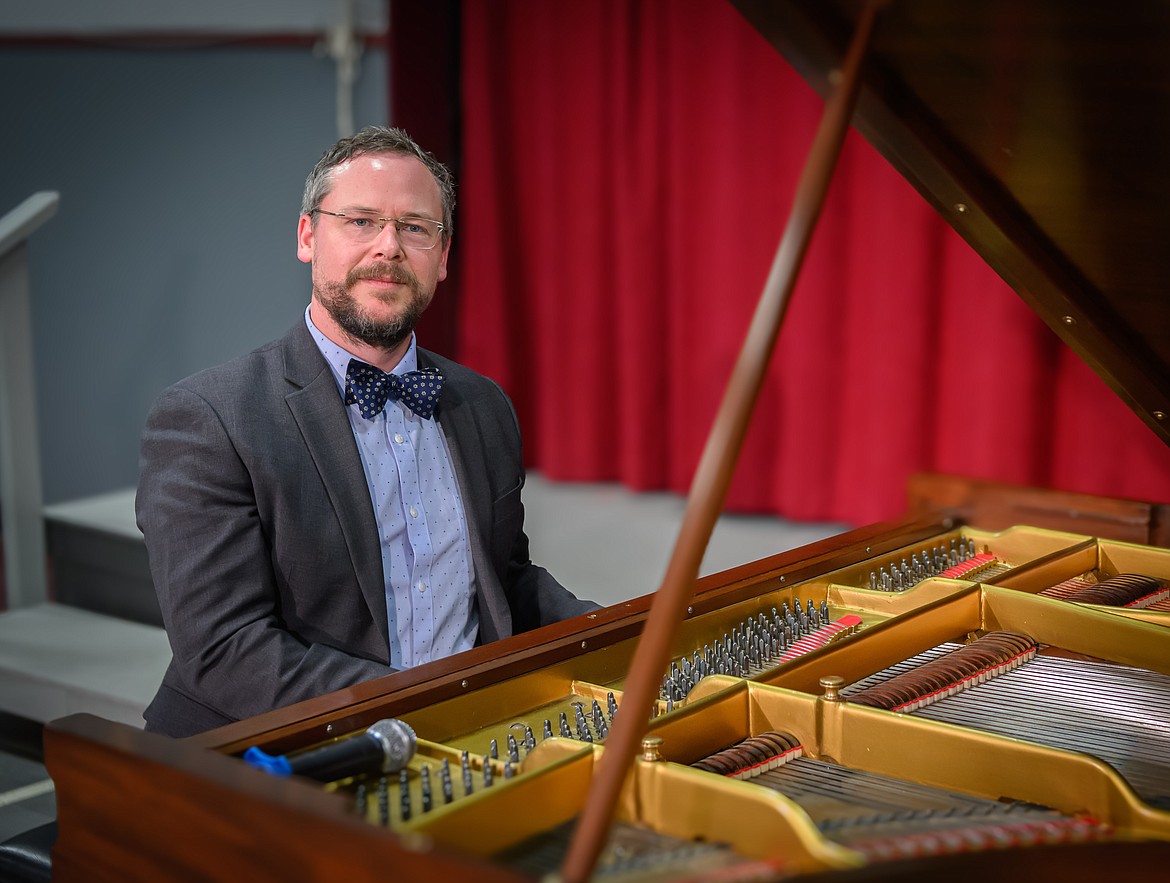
456, 0, 1170, 525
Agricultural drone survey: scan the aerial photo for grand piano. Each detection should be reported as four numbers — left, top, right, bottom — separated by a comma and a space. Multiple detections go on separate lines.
43, 1, 1170, 879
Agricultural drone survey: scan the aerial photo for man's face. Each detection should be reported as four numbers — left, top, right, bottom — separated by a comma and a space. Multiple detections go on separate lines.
297, 152, 450, 351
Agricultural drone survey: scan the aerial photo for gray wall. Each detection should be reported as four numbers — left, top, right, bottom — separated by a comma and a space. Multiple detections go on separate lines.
0, 42, 387, 503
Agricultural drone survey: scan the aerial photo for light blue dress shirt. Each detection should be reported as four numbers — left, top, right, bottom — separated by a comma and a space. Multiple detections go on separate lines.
305, 307, 479, 668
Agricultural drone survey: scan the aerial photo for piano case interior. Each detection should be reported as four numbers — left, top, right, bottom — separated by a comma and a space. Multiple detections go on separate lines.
45, 508, 1170, 880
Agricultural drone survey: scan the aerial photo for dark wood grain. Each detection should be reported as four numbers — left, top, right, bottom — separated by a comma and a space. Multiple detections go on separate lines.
906, 471, 1166, 544
731, 0, 1170, 445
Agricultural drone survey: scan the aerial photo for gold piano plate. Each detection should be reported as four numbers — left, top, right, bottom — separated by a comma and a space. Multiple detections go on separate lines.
991, 538, 1170, 627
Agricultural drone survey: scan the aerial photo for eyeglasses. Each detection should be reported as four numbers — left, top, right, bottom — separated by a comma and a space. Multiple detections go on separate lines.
311, 209, 445, 249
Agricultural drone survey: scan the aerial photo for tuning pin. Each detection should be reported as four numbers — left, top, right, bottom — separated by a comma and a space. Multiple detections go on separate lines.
377, 776, 390, 825
483, 756, 494, 788
420, 765, 432, 813
440, 758, 454, 804
489, 738, 498, 760
461, 750, 473, 795
399, 769, 411, 822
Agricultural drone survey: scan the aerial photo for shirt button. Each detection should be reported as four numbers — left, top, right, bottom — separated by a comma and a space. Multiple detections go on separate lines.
409, 506, 419, 519
417, 580, 426, 593
394, 433, 405, 444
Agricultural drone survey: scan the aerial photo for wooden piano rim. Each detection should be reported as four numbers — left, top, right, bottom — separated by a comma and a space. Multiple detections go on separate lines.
44, 712, 1170, 883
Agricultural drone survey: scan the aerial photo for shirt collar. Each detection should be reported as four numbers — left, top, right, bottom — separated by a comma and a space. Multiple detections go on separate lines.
304, 304, 419, 397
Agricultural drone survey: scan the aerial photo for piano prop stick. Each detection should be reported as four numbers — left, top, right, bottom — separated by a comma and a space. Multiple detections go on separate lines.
560, 2, 888, 881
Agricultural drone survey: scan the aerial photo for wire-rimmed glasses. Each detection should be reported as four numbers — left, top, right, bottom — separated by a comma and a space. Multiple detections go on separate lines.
311, 208, 445, 249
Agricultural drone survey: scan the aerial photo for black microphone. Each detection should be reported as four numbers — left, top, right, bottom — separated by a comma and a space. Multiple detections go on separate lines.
243, 719, 417, 782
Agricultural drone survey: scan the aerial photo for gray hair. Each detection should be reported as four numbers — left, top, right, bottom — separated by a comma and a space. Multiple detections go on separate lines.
301, 126, 455, 240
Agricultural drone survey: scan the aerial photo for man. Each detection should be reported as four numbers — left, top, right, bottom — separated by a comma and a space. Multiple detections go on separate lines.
136, 126, 596, 738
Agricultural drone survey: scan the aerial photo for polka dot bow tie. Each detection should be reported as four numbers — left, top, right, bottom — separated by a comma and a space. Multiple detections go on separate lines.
344, 359, 444, 421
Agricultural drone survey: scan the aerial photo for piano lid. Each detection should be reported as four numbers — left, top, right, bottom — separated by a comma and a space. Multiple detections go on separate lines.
732, 0, 1170, 446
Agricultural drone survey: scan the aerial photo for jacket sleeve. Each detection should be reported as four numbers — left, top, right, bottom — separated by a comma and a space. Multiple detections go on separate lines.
137, 383, 395, 728
479, 381, 601, 633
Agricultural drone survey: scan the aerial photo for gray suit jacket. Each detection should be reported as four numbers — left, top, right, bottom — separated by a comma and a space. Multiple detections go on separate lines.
136, 322, 594, 737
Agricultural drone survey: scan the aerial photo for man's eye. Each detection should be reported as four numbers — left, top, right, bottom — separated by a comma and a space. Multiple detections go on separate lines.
350, 217, 373, 228
401, 222, 426, 235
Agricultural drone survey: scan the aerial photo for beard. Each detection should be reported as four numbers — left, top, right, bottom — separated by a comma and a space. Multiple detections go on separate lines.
314, 262, 432, 351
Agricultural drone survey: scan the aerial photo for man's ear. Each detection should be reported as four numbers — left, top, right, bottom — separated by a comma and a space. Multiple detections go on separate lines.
296, 214, 314, 264
437, 237, 451, 283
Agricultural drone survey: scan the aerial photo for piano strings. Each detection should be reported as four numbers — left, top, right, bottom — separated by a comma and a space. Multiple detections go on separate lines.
686, 730, 1110, 862
842, 637, 1170, 806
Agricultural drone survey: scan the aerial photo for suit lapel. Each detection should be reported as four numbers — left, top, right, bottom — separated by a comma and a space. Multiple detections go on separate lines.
420, 350, 512, 642
281, 324, 390, 653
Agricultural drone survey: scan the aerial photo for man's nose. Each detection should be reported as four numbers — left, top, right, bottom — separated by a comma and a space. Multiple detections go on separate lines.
372, 221, 404, 257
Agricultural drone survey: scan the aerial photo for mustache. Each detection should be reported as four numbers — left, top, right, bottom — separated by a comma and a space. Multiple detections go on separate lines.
346, 263, 417, 287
